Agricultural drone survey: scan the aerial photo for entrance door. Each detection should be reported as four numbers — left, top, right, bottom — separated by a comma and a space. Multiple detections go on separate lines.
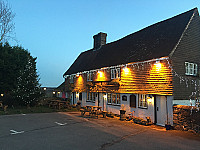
98, 93, 107, 111
130, 94, 136, 108
156, 96, 167, 126
72, 92, 76, 105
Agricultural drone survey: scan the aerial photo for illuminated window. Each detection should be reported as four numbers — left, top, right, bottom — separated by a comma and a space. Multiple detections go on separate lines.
111, 68, 120, 79
138, 94, 147, 109
112, 94, 116, 103
87, 71, 93, 81
107, 93, 112, 104
116, 94, 120, 104
185, 62, 197, 76
107, 93, 120, 105
87, 92, 96, 102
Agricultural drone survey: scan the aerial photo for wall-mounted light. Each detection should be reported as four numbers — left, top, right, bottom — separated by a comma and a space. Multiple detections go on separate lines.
103, 94, 107, 99
98, 71, 103, 78
53, 92, 55, 94
123, 66, 130, 75
1, 94, 3, 97
147, 95, 153, 103
43, 87, 46, 91
155, 60, 162, 71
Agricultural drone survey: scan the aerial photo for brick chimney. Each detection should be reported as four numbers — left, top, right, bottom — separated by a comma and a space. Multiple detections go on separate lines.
93, 32, 107, 50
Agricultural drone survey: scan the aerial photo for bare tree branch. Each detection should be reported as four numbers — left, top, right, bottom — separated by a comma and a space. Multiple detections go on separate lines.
0, 1, 15, 43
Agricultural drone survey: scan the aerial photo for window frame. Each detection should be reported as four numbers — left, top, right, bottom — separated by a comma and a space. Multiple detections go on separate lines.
185, 62, 198, 76
87, 71, 93, 81
87, 92, 96, 102
111, 68, 120, 79
138, 94, 148, 109
107, 93, 121, 105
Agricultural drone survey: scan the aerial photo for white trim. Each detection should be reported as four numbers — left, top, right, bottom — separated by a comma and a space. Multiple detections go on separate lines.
169, 10, 196, 57
185, 62, 198, 76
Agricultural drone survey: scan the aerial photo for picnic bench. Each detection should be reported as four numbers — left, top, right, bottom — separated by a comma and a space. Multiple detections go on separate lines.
80, 105, 104, 118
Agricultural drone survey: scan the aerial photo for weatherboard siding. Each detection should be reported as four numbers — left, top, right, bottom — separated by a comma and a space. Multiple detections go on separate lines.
171, 10, 200, 100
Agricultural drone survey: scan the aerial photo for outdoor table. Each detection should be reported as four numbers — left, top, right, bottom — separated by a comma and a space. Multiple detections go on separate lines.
81, 105, 103, 118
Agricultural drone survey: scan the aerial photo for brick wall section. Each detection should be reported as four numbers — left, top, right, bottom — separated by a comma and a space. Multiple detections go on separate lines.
173, 105, 200, 133
171, 10, 200, 99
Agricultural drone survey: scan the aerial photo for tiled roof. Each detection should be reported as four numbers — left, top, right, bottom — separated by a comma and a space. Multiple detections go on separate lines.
64, 8, 197, 76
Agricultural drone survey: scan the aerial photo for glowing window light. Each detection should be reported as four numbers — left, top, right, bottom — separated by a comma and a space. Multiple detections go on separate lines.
53, 92, 55, 94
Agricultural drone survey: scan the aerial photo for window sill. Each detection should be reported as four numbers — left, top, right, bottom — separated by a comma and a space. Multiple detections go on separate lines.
138, 107, 148, 109
107, 103, 121, 106
185, 74, 197, 77
113, 104, 121, 106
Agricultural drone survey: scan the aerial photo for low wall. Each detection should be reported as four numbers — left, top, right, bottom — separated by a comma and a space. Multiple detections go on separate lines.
173, 105, 200, 133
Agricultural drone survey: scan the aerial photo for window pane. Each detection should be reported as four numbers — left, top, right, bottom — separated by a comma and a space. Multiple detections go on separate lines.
112, 94, 116, 104
194, 64, 197, 75
117, 94, 120, 104
185, 62, 189, 75
107, 93, 111, 103
189, 63, 193, 75
140, 94, 143, 107
111, 69, 114, 79
114, 69, 117, 78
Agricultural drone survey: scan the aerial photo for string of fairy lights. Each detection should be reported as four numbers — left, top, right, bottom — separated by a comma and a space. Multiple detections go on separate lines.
64, 56, 200, 102
64, 57, 169, 78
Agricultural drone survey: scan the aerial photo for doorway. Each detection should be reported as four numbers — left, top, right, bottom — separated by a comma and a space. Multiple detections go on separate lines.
130, 94, 136, 108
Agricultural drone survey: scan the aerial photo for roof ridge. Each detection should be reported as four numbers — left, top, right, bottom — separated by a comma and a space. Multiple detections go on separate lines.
64, 8, 197, 76
104, 8, 197, 47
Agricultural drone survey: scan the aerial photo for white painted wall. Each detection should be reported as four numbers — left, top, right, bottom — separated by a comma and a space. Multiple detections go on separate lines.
80, 92, 173, 126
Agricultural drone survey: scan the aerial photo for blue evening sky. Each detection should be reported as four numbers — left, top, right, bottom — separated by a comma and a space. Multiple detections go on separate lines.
7, 0, 200, 87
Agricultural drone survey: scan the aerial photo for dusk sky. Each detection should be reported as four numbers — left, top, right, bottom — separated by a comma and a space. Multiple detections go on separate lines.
7, 0, 200, 87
